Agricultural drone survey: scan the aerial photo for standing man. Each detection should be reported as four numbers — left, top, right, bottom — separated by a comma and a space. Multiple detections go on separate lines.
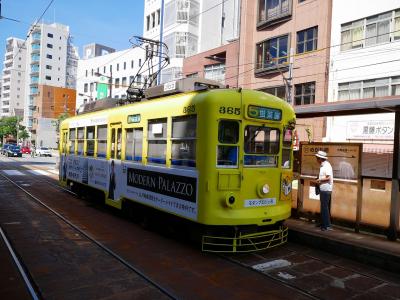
315, 151, 333, 231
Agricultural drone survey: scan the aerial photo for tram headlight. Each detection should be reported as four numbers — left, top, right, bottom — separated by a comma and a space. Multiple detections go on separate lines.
225, 193, 236, 208
261, 184, 270, 195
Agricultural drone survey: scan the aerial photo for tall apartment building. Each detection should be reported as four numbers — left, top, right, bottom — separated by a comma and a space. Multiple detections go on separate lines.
326, 0, 400, 152
76, 46, 145, 109
143, 0, 240, 83
1, 37, 26, 117
237, 0, 333, 142
23, 22, 78, 147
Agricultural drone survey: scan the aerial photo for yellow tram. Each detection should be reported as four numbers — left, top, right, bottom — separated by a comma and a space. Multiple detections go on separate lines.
59, 79, 296, 252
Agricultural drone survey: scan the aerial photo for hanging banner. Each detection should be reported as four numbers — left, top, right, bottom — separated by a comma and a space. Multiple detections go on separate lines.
97, 76, 109, 99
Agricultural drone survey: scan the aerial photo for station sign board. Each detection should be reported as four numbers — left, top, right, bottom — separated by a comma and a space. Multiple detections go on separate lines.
300, 142, 361, 180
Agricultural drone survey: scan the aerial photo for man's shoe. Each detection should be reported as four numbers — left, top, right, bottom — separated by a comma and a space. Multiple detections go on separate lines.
320, 227, 327, 231
326, 227, 333, 231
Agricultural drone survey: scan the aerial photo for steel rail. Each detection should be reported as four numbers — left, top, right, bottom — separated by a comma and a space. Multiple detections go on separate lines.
0, 171, 177, 300
220, 253, 322, 300
0, 225, 40, 300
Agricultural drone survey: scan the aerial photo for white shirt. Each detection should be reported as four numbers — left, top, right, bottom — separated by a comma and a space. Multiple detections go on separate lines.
319, 160, 333, 192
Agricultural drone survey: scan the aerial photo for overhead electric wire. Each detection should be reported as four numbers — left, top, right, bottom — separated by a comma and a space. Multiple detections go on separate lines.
10, 0, 55, 66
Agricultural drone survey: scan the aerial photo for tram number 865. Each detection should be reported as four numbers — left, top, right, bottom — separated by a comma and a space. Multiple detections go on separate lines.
219, 106, 241, 115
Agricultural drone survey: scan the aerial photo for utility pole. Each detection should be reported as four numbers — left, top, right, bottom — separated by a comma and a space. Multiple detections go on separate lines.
287, 48, 294, 105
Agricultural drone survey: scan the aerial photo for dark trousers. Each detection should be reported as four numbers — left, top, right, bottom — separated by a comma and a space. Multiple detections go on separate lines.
320, 191, 332, 229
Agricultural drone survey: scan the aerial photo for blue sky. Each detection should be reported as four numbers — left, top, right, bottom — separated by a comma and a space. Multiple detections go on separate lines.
0, 0, 144, 71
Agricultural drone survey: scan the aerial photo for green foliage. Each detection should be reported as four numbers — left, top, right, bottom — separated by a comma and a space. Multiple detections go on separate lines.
0, 116, 19, 140
0, 116, 30, 142
53, 112, 70, 133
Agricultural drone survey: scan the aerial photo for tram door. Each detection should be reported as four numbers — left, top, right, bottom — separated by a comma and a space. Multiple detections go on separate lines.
110, 123, 122, 160
60, 129, 68, 182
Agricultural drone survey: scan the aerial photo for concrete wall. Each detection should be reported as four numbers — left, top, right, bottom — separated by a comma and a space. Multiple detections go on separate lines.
182, 40, 239, 87
326, 0, 400, 144
238, 0, 333, 142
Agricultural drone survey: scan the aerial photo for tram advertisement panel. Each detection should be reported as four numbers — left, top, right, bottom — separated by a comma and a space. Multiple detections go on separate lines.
300, 142, 361, 180
88, 159, 109, 191
123, 163, 198, 221
66, 155, 89, 184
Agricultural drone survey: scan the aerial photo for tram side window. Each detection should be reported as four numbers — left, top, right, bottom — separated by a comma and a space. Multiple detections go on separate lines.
282, 128, 293, 169
171, 115, 196, 167
77, 127, 84, 155
86, 126, 95, 157
125, 128, 143, 161
97, 125, 107, 158
69, 128, 76, 154
217, 120, 239, 167
148, 119, 167, 164
244, 126, 280, 167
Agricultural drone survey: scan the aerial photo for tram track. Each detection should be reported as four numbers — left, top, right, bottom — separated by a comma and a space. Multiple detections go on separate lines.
0, 156, 322, 299
0, 225, 41, 300
0, 164, 177, 300
1, 156, 399, 299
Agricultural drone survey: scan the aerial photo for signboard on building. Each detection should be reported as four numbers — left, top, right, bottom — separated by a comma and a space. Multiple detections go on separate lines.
97, 76, 109, 99
300, 142, 361, 180
346, 120, 394, 140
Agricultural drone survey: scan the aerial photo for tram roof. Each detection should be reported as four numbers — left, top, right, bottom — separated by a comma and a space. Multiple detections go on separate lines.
294, 96, 400, 118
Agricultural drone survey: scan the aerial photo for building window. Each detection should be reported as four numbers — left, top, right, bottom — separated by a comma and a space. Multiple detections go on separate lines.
164, 31, 198, 58
47, 43, 53, 49
45, 76, 51, 80
146, 15, 150, 31
157, 9, 161, 25
294, 82, 315, 105
152, 12, 156, 28
110, 65, 112, 73
115, 78, 120, 88
204, 63, 225, 83
122, 77, 127, 87
341, 9, 400, 51
84, 83, 88, 93
338, 77, 400, 100
46, 54, 52, 59
297, 26, 318, 54
85, 70, 88, 77
47, 33, 53, 38
256, 35, 289, 72
258, 0, 291, 27
46, 65, 52, 70
261, 86, 286, 100
123, 62, 126, 70
139, 59, 142, 66
395, 10, 400, 41
90, 82, 94, 92
131, 60, 134, 68
117, 63, 119, 71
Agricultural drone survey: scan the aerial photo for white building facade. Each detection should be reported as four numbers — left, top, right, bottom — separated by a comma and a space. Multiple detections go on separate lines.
76, 47, 145, 109
327, 0, 400, 150
1, 37, 26, 117
143, 0, 240, 83
23, 22, 78, 129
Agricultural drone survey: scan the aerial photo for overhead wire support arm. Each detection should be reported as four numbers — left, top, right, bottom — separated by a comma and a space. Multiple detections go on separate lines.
126, 36, 170, 103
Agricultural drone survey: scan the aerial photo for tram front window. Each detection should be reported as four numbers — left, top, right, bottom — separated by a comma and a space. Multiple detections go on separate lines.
217, 120, 239, 167
244, 126, 279, 167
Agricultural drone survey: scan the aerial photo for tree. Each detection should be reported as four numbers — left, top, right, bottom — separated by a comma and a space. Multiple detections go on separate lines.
53, 112, 70, 133
0, 116, 19, 141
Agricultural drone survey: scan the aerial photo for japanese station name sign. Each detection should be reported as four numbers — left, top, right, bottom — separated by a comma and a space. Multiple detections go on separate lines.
300, 142, 361, 180
346, 120, 394, 140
